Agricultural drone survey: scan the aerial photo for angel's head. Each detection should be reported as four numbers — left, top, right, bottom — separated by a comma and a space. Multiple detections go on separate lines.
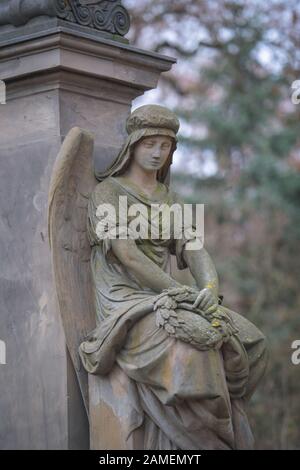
95, 104, 180, 183
129, 134, 173, 175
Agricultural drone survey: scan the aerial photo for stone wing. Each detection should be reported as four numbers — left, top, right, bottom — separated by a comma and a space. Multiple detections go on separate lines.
48, 127, 97, 414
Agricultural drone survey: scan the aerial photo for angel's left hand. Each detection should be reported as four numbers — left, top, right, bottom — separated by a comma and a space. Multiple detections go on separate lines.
192, 287, 219, 314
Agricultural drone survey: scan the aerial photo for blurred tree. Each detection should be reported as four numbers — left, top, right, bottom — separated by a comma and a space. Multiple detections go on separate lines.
124, 0, 300, 449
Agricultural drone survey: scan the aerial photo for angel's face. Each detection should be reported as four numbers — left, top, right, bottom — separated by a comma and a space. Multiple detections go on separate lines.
132, 135, 173, 172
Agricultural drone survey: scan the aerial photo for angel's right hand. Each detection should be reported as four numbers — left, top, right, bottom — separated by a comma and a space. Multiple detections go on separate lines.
192, 287, 219, 314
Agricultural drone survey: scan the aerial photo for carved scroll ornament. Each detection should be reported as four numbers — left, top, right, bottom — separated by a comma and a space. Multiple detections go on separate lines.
0, 0, 130, 37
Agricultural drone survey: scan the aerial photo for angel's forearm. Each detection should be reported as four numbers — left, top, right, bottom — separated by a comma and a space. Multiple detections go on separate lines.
183, 247, 219, 296
127, 255, 181, 293
111, 239, 181, 293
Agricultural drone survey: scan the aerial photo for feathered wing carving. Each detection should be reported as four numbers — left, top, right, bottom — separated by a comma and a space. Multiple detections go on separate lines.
48, 127, 97, 415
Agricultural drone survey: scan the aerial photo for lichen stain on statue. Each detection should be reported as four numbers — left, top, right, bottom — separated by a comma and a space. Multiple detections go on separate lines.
48, 104, 268, 450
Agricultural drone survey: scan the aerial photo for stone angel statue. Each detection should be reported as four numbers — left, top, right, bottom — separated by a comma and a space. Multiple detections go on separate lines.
48, 104, 268, 450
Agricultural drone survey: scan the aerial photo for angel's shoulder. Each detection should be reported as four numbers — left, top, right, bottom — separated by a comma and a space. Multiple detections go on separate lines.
90, 177, 120, 206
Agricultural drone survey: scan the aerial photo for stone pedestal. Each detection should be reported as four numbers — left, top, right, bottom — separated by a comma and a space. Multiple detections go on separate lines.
0, 17, 175, 449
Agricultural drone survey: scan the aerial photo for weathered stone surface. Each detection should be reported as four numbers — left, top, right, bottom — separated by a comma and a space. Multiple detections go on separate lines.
89, 369, 144, 450
0, 25, 175, 449
0, 131, 71, 449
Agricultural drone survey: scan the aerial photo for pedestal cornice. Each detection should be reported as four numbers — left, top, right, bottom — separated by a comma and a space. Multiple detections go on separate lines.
0, 25, 176, 96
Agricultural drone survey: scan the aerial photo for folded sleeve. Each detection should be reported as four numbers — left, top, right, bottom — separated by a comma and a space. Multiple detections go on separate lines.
87, 181, 139, 255
87, 181, 129, 255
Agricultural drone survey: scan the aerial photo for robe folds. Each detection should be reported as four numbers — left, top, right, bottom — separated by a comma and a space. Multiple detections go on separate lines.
79, 176, 268, 450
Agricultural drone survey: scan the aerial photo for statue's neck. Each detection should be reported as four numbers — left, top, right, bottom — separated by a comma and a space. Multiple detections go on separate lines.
122, 165, 158, 197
